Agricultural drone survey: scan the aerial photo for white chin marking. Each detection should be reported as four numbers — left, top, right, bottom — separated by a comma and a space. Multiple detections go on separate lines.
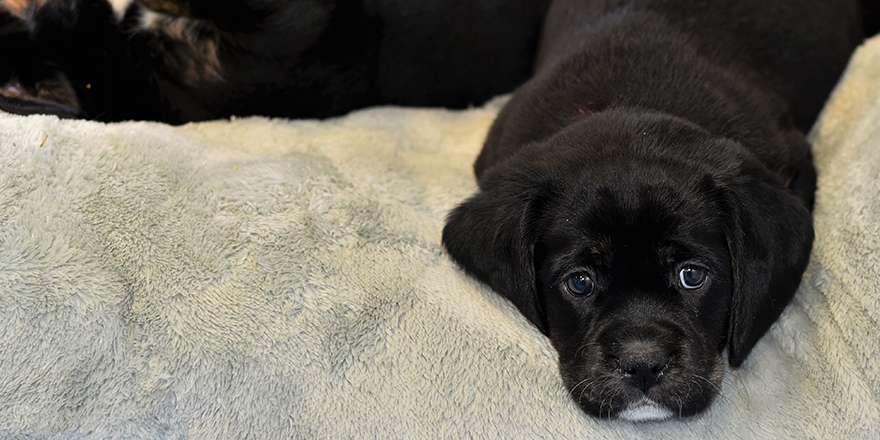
618, 399, 674, 422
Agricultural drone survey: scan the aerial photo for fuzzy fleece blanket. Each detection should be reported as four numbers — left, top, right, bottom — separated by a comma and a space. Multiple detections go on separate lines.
1, 35, 879, 438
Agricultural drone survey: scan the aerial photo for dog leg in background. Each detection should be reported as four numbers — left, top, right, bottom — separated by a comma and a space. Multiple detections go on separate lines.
0, 0, 148, 119
0, 7, 83, 117
3, 0, 551, 122
0, 1, 76, 118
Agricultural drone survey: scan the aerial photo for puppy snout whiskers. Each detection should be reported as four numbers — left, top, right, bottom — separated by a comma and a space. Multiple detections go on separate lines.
614, 340, 672, 394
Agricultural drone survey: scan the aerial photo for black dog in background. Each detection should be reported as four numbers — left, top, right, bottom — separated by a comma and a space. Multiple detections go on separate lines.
444, 0, 873, 421
0, 0, 550, 123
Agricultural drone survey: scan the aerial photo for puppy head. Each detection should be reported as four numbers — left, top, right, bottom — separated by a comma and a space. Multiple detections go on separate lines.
443, 111, 814, 420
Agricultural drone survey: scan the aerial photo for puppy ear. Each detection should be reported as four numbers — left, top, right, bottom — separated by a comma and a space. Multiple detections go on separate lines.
442, 162, 552, 333
723, 158, 815, 367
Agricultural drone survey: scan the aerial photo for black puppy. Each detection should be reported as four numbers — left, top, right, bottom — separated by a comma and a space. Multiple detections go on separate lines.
0, 0, 549, 123
443, 0, 869, 421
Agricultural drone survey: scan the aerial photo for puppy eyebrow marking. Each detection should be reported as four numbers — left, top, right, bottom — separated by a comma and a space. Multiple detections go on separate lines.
656, 241, 703, 261
547, 236, 611, 276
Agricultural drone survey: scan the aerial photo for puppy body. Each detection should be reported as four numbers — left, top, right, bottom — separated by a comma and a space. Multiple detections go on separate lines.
444, 0, 866, 421
0, 0, 550, 123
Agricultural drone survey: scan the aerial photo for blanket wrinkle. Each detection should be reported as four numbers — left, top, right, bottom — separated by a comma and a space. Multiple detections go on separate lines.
1, 37, 880, 438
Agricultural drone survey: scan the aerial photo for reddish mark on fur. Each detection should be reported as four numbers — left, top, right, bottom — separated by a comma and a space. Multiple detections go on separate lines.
577, 101, 602, 116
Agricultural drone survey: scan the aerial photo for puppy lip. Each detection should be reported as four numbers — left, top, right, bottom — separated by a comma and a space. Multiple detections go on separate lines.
617, 398, 673, 422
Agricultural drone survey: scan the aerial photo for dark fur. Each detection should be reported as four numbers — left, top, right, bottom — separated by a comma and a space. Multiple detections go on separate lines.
0, 0, 549, 123
443, 0, 870, 420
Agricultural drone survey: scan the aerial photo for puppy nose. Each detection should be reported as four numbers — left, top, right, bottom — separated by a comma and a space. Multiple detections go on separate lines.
616, 341, 671, 394
621, 358, 668, 394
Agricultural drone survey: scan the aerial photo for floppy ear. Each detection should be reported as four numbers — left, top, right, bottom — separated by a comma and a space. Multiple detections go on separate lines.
442, 163, 553, 333
723, 158, 815, 367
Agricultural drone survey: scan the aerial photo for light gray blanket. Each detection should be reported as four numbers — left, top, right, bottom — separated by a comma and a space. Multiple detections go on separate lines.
1, 35, 879, 439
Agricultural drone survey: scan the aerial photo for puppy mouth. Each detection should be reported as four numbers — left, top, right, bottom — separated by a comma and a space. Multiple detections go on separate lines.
564, 360, 715, 421
560, 334, 723, 420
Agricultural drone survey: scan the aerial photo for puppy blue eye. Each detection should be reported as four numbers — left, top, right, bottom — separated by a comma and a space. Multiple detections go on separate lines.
679, 266, 707, 289
564, 273, 595, 296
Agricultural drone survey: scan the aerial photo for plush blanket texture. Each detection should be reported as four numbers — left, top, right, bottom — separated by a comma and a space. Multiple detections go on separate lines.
1, 35, 879, 439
